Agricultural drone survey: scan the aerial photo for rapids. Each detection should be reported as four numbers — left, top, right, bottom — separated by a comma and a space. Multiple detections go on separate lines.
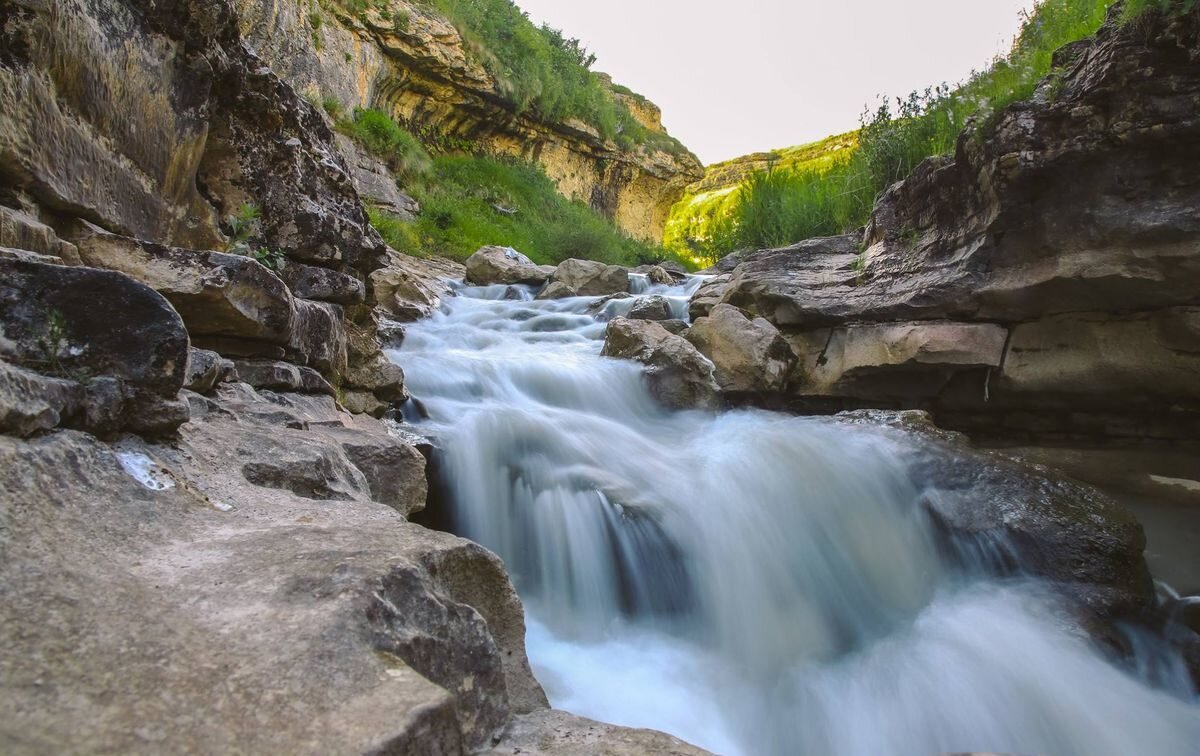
394, 275, 1200, 755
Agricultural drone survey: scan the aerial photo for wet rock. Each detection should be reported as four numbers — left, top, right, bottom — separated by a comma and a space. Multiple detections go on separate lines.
837, 410, 1156, 622
466, 246, 556, 286
602, 318, 719, 410
628, 295, 674, 321
639, 265, 675, 285
369, 253, 461, 321
687, 304, 796, 394
551, 258, 631, 296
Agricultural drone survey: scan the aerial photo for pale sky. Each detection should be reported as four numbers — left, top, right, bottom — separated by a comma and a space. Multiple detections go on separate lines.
517, 0, 1039, 164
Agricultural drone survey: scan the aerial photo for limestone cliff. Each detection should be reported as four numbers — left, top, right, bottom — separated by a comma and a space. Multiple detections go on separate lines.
234, 0, 703, 242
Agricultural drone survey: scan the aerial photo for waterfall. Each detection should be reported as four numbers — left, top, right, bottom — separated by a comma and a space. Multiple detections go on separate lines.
394, 277, 1200, 756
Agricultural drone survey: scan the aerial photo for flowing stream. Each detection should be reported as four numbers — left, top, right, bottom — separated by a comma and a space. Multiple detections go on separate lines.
395, 275, 1200, 755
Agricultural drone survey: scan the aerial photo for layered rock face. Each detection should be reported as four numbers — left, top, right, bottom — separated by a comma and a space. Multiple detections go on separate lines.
234, 0, 703, 241
695, 7, 1200, 442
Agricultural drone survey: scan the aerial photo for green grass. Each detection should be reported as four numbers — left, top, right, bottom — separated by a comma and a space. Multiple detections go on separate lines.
384, 154, 686, 267
335, 108, 433, 180
672, 0, 1124, 263
1120, 0, 1196, 21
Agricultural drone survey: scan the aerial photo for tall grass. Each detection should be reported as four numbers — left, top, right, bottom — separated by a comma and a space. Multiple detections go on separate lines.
336, 108, 432, 180
687, 0, 1118, 261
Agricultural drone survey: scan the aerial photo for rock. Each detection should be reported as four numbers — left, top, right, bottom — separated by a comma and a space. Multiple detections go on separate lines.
0, 257, 190, 436
699, 252, 742, 275
0, 360, 84, 437
278, 261, 366, 305
370, 253, 461, 321
551, 258, 631, 296
183, 348, 234, 395
601, 318, 719, 410
837, 410, 1156, 622
466, 247, 556, 286
0, 384, 555, 753
232, 360, 331, 396
659, 319, 690, 335
335, 134, 422, 219
628, 295, 674, 321
339, 436, 429, 517
686, 304, 796, 394
640, 265, 675, 285
536, 281, 578, 300
71, 225, 296, 344
0, 205, 81, 264
788, 321, 1009, 401
688, 273, 731, 320
488, 710, 712, 756
288, 299, 348, 377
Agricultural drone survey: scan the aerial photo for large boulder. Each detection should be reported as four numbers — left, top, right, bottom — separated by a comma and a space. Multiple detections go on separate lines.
466, 247, 556, 286
686, 304, 796, 394
370, 252, 463, 321
551, 258, 631, 296
628, 295, 674, 321
602, 318, 719, 410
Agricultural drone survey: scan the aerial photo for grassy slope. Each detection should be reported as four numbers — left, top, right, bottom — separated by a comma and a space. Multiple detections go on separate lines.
668, 0, 1127, 263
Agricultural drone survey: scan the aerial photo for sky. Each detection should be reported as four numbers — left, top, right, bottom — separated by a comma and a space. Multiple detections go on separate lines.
516, 0, 1039, 164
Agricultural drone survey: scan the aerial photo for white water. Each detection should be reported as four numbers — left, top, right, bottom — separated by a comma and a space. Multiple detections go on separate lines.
395, 276, 1200, 755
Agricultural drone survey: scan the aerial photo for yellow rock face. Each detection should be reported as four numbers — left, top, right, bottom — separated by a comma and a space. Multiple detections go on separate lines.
234, 0, 702, 242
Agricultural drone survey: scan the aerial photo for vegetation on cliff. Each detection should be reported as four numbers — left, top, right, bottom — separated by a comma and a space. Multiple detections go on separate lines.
667, 0, 1123, 262
408, 0, 688, 155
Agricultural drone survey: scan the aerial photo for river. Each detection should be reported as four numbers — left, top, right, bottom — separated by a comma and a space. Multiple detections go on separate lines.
395, 274, 1200, 755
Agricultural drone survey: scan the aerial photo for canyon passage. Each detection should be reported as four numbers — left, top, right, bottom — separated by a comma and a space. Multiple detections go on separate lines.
396, 274, 1200, 755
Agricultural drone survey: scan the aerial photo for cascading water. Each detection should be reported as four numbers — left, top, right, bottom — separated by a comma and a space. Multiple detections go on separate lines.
395, 274, 1200, 755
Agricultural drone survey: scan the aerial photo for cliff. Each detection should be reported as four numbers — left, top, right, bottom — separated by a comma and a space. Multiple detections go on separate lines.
685, 5, 1200, 443
234, 0, 703, 242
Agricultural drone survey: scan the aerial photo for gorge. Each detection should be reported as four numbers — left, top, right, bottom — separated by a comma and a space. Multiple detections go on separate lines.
2, 0, 1200, 754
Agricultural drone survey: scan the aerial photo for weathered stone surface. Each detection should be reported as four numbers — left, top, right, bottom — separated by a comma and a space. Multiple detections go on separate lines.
335, 134, 421, 219
72, 226, 296, 344
628, 295, 674, 321
279, 260, 366, 305
789, 321, 1009, 400
0, 377, 564, 753
637, 264, 675, 285
288, 299, 347, 376
233, 359, 331, 396
488, 710, 713, 756
182, 348, 236, 395
370, 252, 462, 321
687, 304, 796, 394
0, 205, 81, 264
720, 235, 864, 327
688, 273, 731, 320
552, 258, 631, 296
536, 281, 578, 300
0, 360, 84, 437
602, 318, 719, 410
466, 247, 556, 286
0, 258, 189, 413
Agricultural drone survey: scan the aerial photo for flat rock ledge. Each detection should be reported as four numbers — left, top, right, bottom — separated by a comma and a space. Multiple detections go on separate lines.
0, 382, 711, 755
